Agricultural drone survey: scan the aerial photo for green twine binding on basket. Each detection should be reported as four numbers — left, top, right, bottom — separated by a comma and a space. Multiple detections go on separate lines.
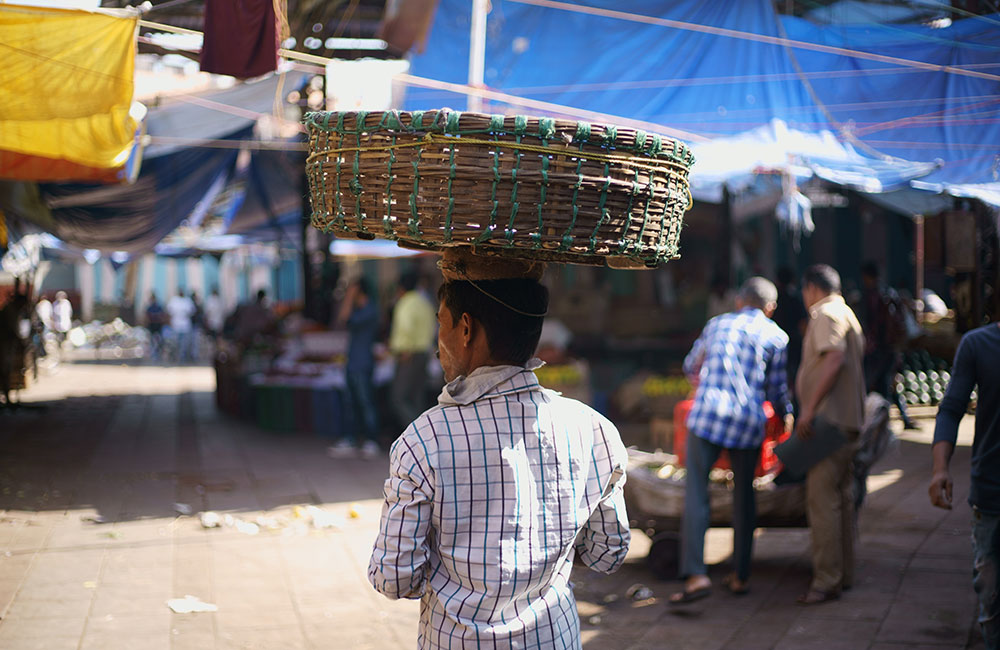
407, 132, 424, 239
383, 133, 398, 238
313, 113, 333, 232
504, 116, 529, 247
647, 133, 663, 157
560, 127, 589, 251
538, 117, 556, 141
351, 111, 369, 234
444, 137, 457, 243
589, 156, 613, 253
443, 109, 461, 242
445, 111, 462, 134
531, 117, 555, 250
602, 125, 617, 148
304, 109, 694, 164
332, 113, 348, 232
617, 172, 642, 256
474, 128, 503, 244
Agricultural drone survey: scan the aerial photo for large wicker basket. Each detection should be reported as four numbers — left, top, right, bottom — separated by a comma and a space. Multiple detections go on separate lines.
304, 109, 694, 268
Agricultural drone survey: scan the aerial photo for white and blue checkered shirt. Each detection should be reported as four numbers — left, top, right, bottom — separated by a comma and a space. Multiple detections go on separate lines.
683, 308, 792, 449
369, 362, 630, 649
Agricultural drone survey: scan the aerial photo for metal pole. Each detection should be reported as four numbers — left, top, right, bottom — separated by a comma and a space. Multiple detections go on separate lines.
468, 0, 488, 112
915, 213, 924, 321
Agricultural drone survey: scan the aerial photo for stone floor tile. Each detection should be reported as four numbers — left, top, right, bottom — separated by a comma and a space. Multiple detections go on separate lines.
794, 593, 893, 621
868, 641, 965, 650
81, 633, 171, 650
217, 624, 308, 650
907, 554, 973, 573
214, 604, 297, 631
88, 610, 171, 632
772, 617, 881, 650
876, 600, 975, 646
5, 596, 93, 619
0, 615, 87, 641
0, 635, 82, 650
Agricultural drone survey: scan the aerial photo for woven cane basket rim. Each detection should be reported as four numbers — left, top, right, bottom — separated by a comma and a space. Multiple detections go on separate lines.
304, 108, 695, 268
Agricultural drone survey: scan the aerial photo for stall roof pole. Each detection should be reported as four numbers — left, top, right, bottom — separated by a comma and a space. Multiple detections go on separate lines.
915, 213, 925, 321
468, 0, 488, 112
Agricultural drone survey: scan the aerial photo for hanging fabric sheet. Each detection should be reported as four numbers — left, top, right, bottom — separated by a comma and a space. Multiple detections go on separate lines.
200, 0, 279, 79
0, 3, 143, 183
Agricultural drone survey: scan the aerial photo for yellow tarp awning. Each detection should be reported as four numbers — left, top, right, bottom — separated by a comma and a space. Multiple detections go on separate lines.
0, 3, 140, 182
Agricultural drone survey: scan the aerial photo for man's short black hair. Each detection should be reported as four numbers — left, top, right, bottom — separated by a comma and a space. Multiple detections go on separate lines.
861, 260, 880, 280
400, 272, 419, 292
354, 277, 373, 298
438, 279, 549, 366
803, 264, 842, 295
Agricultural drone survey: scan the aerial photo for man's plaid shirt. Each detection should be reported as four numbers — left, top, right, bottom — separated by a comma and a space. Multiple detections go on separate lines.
369, 362, 630, 649
683, 307, 792, 449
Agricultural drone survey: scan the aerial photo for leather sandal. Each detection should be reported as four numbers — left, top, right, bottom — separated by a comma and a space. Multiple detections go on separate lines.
796, 589, 840, 605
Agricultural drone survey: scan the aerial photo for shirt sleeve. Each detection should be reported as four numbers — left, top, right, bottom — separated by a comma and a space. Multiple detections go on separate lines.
683, 320, 713, 379
934, 334, 975, 448
575, 422, 631, 575
368, 429, 434, 599
810, 309, 847, 355
766, 339, 793, 416
389, 296, 417, 352
347, 303, 377, 329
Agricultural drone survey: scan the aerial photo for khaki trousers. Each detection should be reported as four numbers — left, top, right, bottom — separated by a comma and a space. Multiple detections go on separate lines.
805, 430, 858, 593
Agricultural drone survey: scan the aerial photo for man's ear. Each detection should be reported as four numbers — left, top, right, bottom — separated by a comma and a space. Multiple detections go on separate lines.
460, 312, 474, 347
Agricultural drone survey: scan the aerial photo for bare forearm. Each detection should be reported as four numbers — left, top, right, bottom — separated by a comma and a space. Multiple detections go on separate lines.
928, 440, 955, 509
931, 440, 954, 474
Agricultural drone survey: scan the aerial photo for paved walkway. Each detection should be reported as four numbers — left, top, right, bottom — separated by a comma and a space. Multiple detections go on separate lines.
0, 363, 985, 649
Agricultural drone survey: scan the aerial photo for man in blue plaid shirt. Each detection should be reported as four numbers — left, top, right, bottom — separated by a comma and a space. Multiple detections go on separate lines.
670, 277, 793, 604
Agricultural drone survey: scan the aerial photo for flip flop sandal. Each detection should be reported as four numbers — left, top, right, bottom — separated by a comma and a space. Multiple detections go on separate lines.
668, 586, 712, 605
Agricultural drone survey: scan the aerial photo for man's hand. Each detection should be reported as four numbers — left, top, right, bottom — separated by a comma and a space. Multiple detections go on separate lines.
929, 470, 953, 509
795, 408, 814, 440
783, 413, 795, 435
929, 441, 955, 510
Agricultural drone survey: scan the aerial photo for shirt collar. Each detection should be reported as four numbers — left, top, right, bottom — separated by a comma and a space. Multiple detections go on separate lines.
809, 293, 844, 316
437, 358, 543, 406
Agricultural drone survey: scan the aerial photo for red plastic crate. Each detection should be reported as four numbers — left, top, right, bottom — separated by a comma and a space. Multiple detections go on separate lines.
672, 399, 789, 477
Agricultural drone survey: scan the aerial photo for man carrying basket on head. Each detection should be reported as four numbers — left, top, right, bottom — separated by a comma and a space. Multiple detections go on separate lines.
303, 107, 698, 648
368, 251, 630, 649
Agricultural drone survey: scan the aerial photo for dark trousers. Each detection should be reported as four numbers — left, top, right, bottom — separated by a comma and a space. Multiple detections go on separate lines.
346, 369, 378, 444
865, 348, 913, 424
681, 434, 761, 582
391, 352, 430, 428
972, 507, 1000, 649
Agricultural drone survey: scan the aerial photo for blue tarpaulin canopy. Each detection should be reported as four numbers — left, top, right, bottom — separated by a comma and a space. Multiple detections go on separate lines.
404, 0, 1000, 208
0, 72, 307, 254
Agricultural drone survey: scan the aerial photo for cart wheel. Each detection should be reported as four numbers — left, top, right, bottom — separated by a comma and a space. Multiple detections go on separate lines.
646, 533, 680, 581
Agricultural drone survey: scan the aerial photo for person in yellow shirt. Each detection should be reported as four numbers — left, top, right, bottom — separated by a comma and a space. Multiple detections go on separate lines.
389, 272, 437, 427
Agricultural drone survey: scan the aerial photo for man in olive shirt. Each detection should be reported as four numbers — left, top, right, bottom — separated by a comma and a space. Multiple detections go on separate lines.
796, 264, 866, 605
389, 272, 437, 427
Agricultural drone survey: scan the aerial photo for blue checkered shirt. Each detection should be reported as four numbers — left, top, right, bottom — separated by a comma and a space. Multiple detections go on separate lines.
369, 362, 630, 649
683, 308, 792, 449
